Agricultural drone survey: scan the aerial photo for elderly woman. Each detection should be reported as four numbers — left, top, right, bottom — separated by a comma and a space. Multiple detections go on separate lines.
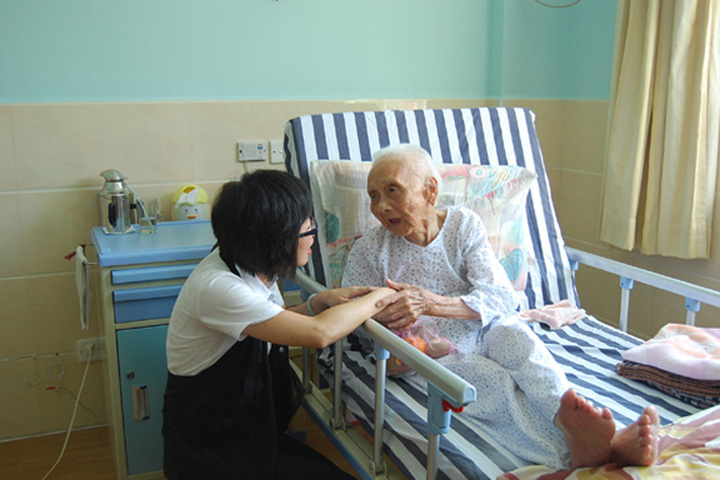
342, 144, 660, 471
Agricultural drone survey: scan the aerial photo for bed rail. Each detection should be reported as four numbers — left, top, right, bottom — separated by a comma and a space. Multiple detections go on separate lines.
293, 269, 477, 480
566, 247, 720, 332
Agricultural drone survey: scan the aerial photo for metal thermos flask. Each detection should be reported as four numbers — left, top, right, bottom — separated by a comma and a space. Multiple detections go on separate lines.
98, 169, 133, 234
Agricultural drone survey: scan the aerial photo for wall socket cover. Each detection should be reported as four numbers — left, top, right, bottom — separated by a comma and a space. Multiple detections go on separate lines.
237, 142, 267, 162
77, 338, 107, 362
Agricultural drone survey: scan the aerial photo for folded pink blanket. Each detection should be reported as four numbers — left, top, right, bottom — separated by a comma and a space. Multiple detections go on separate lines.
622, 323, 720, 381
517, 300, 586, 330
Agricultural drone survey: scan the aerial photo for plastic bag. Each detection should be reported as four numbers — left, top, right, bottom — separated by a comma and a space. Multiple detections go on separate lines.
386, 318, 457, 376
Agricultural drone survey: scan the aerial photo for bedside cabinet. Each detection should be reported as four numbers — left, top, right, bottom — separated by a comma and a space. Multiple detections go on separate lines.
92, 220, 215, 479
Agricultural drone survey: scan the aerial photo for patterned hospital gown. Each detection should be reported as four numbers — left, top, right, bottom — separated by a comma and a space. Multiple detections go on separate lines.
342, 206, 572, 469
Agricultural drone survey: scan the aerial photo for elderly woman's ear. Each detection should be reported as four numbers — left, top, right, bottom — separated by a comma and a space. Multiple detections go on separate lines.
423, 177, 440, 206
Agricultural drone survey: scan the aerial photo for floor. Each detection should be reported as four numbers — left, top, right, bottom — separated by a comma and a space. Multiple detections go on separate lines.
0, 416, 361, 480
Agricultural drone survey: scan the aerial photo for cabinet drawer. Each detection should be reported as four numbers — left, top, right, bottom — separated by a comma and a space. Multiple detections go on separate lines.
111, 264, 198, 285
113, 285, 183, 323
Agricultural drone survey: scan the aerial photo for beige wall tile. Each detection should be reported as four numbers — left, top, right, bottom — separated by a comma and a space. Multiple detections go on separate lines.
695, 303, 720, 330
555, 170, 603, 244
18, 189, 99, 275
12, 103, 194, 190
624, 283, 655, 339
0, 194, 27, 277
574, 267, 661, 338
37, 356, 108, 432
646, 289, 690, 337
24, 273, 96, 355
0, 358, 42, 439
562, 101, 608, 174
546, 169, 562, 203
190, 102, 268, 183
0, 106, 17, 192
0, 278, 31, 359
574, 267, 622, 328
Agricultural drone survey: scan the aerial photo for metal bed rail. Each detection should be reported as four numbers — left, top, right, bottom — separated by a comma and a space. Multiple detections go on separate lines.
566, 247, 720, 332
293, 269, 477, 480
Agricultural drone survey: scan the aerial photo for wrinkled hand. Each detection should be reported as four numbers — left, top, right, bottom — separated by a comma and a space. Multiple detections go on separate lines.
320, 286, 376, 309
372, 279, 437, 331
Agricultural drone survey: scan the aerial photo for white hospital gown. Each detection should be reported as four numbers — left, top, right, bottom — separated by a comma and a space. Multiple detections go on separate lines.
342, 206, 572, 469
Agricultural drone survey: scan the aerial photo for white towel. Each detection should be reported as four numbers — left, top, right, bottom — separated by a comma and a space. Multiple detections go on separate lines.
75, 245, 90, 331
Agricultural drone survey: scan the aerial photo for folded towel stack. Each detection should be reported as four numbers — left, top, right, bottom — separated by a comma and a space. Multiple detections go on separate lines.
616, 323, 720, 409
616, 361, 720, 409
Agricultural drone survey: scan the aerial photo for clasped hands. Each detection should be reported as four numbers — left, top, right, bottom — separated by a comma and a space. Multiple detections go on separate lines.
372, 279, 438, 331
319, 279, 436, 331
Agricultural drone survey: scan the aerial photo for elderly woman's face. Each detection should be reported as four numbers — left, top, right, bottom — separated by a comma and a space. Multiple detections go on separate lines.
367, 156, 434, 238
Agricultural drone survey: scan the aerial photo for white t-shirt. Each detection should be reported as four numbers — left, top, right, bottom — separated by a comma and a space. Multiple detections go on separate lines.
166, 249, 285, 376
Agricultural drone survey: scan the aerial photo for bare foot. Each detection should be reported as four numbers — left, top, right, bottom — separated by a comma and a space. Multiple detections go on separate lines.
609, 406, 660, 467
555, 389, 616, 468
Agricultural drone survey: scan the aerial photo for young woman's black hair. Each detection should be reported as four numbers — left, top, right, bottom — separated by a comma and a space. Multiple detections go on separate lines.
211, 170, 313, 281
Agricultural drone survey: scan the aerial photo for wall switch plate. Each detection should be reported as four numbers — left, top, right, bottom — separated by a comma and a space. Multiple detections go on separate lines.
77, 338, 107, 362
237, 142, 267, 162
270, 140, 284, 164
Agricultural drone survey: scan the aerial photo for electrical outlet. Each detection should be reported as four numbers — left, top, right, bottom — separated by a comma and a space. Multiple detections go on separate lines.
77, 338, 106, 363
270, 140, 284, 164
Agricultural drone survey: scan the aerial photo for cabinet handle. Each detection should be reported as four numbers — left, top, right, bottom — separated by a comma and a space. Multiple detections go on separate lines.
132, 385, 150, 421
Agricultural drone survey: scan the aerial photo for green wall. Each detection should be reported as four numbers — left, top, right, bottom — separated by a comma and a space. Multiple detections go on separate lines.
499, 0, 617, 100
0, 0, 616, 103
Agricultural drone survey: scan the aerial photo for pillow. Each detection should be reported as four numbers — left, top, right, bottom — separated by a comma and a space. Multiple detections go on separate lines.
435, 164, 537, 291
310, 161, 379, 289
310, 160, 537, 290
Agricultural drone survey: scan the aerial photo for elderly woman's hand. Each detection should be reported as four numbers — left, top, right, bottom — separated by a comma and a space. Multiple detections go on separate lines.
372, 279, 440, 331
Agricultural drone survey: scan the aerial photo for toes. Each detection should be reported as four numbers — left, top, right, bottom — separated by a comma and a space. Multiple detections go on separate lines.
561, 388, 580, 410
644, 406, 660, 426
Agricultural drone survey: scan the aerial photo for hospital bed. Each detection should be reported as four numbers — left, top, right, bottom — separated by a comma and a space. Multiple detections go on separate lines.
282, 107, 720, 479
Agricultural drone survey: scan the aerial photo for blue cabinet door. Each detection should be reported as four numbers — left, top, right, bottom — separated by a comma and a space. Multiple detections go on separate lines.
117, 325, 168, 476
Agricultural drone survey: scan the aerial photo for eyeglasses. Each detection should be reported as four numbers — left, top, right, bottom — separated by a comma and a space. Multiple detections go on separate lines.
299, 218, 318, 238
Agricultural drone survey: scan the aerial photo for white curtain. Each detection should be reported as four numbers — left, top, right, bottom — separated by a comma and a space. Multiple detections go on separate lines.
601, 0, 720, 259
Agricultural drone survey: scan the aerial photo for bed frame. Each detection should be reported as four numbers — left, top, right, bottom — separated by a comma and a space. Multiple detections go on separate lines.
282, 107, 720, 480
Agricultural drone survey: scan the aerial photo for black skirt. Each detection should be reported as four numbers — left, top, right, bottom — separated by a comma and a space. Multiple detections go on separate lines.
162, 338, 304, 479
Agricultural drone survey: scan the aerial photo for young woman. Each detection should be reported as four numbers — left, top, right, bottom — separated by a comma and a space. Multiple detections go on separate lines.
162, 170, 393, 479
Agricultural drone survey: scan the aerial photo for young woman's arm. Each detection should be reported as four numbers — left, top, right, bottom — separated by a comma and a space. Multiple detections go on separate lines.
286, 286, 376, 317
243, 287, 394, 348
